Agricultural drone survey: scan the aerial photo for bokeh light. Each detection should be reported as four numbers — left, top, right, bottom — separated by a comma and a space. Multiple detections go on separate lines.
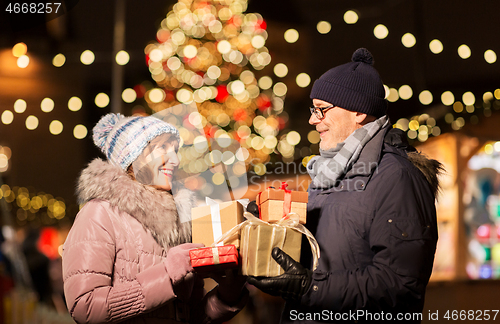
317, 21, 331, 34
273, 63, 288, 78
52, 53, 66, 67
95, 93, 110, 108
296, 73, 311, 88
80, 50, 95, 65
73, 125, 88, 139
462, 91, 475, 106
273, 82, 287, 97
484, 50, 497, 64
25, 115, 39, 130
17, 55, 29, 68
286, 131, 301, 146
68, 97, 83, 111
14, 99, 27, 113
251, 35, 266, 49
307, 130, 320, 144
284, 29, 299, 43
1, 111, 14, 125
398, 85, 413, 100
344, 10, 359, 24
387, 88, 399, 102
441, 91, 455, 106
419, 90, 433, 105
12, 42, 27, 57
429, 39, 443, 54
49, 120, 63, 135
258, 76, 273, 90
401, 33, 416, 48
41, 98, 55, 113
373, 24, 389, 39
458, 44, 471, 59
122, 88, 137, 103
149, 88, 165, 103
115, 50, 130, 65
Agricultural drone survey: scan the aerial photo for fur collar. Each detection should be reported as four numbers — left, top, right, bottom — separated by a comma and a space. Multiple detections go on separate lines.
407, 151, 444, 197
76, 158, 193, 249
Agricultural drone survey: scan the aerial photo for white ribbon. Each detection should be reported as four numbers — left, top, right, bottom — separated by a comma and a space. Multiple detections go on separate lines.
205, 197, 250, 247
213, 212, 320, 271
206, 197, 223, 247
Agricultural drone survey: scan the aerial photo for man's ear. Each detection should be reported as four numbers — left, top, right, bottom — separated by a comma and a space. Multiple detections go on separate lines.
355, 112, 376, 125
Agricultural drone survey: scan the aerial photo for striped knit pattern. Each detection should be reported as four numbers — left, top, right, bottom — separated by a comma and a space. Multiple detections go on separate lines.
93, 113, 180, 170
307, 115, 389, 189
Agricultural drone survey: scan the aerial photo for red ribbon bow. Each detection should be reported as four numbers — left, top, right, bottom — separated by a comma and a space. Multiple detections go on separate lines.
257, 181, 293, 219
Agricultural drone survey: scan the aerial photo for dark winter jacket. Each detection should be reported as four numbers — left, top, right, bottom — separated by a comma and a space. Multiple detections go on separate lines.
281, 127, 441, 323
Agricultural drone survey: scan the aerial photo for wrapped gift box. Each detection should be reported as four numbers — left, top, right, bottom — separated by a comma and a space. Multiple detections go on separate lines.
190, 245, 239, 272
191, 200, 244, 248
256, 187, 308, 224
240, 222, 302, 277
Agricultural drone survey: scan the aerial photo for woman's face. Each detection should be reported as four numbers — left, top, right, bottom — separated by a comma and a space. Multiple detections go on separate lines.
133, 133, 180, 192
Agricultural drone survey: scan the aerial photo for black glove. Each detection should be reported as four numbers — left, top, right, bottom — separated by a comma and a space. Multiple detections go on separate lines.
247, 200, 260, 218
247, 247, 312, 301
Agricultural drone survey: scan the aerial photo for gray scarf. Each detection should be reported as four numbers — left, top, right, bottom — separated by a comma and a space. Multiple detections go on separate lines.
307, 115, 389, 189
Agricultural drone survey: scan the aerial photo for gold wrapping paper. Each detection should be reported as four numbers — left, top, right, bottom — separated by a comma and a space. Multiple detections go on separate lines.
240, 222, 302, 276
214, 212, 320, 277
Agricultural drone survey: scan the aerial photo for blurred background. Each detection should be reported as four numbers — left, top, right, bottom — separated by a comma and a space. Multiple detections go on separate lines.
1, 0, 500, 322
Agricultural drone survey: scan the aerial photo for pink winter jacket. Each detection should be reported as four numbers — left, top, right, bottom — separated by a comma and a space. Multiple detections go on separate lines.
63, 159, 247, 324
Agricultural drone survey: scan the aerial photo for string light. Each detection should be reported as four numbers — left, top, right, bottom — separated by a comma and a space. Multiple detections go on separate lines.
41, 98, 54, 113
14, 99, 27, 113
373, 24, 389, 39
317, 21, 331, 34
52, 54, 66, 67
73, 125, 88, 139
284, 29, 299, 43
80, 50, 95, 65
401, 33, 416, 48
429, 39, 443, 54
12, 42, 27, 57
115, 50, 130, 65
344, 10, 359, 24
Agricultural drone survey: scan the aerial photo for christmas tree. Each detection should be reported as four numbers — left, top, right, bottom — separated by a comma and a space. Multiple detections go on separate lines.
143, 0, 293, 181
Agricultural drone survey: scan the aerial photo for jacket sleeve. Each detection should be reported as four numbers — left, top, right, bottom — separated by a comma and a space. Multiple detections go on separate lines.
189, 280, 249, 324
301, 168, 437, 312
62, 201, 177, 324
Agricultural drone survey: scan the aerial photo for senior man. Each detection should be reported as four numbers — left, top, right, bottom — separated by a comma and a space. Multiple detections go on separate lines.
248, 48, 442, 323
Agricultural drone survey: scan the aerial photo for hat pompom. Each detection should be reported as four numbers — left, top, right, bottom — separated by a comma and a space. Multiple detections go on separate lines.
352, 48, 374, 65
92, 113, 125, 152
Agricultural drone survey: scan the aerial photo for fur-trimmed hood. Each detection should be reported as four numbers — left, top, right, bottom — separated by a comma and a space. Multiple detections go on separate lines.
384, 128, 444, 197
407, 151, 444, 197
76, 158, 194, 249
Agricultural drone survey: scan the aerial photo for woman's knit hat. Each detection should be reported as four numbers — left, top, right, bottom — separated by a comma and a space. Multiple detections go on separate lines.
310, 48, 387, 117
92, 113, 180, 170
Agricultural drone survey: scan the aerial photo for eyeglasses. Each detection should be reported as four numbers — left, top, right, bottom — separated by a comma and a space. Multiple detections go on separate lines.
309, 105, 335, 120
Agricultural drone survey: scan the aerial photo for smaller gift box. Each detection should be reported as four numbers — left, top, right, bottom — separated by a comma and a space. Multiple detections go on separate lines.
189, 245, 239, 272
256, 183, 308, 224
191, 199, 245, 248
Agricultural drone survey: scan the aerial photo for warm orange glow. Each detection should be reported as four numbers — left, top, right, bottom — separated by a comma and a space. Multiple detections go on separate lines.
12, 43, 27, 57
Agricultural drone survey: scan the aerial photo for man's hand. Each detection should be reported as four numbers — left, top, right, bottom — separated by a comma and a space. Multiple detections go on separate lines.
247, 247, 312, 301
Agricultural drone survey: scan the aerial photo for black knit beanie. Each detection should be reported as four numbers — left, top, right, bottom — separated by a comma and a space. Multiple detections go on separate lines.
310, 48, 387, 117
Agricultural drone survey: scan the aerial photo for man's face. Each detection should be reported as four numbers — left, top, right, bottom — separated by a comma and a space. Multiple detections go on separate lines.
309, 99, 360, 151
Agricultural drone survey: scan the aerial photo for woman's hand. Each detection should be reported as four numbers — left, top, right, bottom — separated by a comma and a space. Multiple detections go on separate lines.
165, 243, 204, 301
